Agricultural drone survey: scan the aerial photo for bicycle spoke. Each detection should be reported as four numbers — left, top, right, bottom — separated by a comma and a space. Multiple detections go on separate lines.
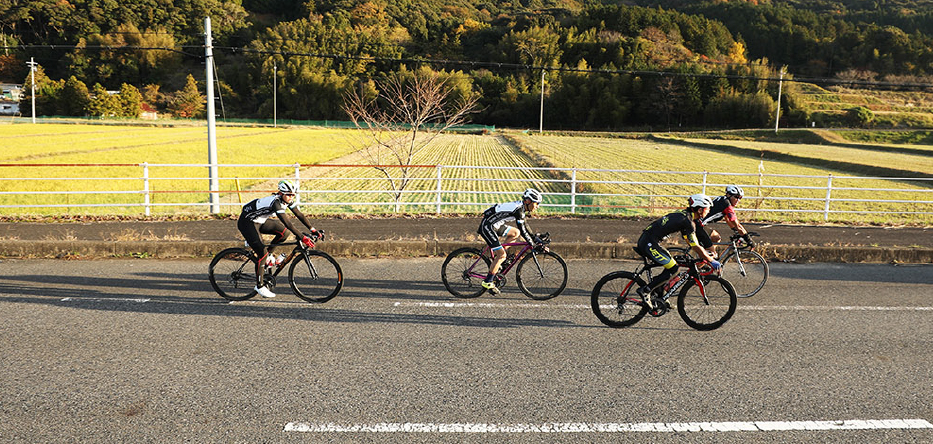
208, 248, 258, 301
442, 248, 489, 298
289, 250, 343, 303
721, 249, 769, 298
677, 277, 736, 331
591, 272, 648, 328
516, 251, 568, 300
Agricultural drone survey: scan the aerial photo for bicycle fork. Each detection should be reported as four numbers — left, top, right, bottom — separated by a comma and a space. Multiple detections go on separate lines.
299, 251, 321, 280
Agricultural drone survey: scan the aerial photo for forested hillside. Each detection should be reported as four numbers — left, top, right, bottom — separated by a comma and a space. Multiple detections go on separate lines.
1, 0, 930, 129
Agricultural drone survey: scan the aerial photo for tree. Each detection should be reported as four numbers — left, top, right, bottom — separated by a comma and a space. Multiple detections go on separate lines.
19, 64, 63, 116
118, 83, 143, 118
342, 67, 479, 212
141, 84, 163, 110
67, 24, 182, 87
167, 74, 205, 118
59, 76, 90, 116
87, 83, 121, 117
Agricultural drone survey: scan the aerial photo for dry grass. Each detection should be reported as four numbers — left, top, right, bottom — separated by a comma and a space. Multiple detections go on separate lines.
106, 229, 191, 241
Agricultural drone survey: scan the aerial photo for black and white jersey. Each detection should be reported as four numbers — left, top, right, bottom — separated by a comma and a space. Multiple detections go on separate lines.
479, 201, 534, 242
240, 194, 300, 224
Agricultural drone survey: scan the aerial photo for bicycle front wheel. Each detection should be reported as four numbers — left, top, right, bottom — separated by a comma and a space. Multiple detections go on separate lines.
441, 248, 489, 298
720, 249, 769, 298
591, 271, 649, 328
676, 276, 737, 331
208, 247, 257, 301
289, 250, 343, 303
516, 251, 568, 300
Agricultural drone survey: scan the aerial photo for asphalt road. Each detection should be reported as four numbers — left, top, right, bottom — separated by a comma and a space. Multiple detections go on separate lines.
2, 258, 932, 443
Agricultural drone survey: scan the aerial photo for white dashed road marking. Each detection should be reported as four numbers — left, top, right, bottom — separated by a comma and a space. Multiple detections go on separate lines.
393, 301, 933, 311
284, 419, 933, 433
61, 297, 150, 303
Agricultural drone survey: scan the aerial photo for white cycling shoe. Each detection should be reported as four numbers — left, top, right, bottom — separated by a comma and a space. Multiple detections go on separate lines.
254, 286, 276, 298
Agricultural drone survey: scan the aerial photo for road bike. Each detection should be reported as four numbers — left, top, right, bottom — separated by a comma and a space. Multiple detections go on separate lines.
591, 248, 737, 330
208, 230, 343, 303
671, 231, 768, 298
441, 232, 568, 300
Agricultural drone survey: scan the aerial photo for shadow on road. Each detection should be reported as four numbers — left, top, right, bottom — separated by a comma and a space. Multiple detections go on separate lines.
0, 272, 591, 329
769, 263, 933, 285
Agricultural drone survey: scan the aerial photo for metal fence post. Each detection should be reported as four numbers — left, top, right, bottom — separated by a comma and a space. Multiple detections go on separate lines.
436, 165, 443, 214
824, 174, 833, 221
142, 162, 150, 216
570, 168, 577, 214
701, 171, 708, 195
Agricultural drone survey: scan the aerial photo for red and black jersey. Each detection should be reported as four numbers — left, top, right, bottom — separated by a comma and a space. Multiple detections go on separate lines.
700, 195, 736, 226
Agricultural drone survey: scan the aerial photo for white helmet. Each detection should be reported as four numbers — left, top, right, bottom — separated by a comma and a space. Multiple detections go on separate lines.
523, 188, 542, 203
278, 179, 298, 194
688, 193, 713, 208
726, 185, 744, 198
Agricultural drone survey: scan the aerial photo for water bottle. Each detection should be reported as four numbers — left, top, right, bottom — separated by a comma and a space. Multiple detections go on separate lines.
276, 253, 286, 265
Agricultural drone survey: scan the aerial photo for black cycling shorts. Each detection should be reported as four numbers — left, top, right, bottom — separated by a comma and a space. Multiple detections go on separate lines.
636, 235, 677, 270
237, 215, 289, 258
477, 220, 512, 250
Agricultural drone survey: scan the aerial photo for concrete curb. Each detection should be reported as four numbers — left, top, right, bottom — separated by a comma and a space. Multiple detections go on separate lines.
1, 240, 932, 264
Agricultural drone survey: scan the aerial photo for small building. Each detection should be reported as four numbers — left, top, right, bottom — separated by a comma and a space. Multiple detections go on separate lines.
1, 84, 23, 116
140, 102, 158, 120
1, 83, 23, 101
0, 100, 19, 115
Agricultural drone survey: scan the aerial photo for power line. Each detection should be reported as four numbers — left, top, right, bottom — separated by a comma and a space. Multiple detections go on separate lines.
3, 44, 933, 89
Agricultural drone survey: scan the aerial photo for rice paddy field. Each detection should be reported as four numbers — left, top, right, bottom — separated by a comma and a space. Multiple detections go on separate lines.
1, 122, 931, 224
515, 134, 933, 223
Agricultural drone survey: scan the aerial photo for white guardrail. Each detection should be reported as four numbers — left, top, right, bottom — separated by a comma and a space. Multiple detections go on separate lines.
1, 162, 932, 221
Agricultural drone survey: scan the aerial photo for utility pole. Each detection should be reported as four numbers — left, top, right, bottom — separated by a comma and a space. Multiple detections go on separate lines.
774, 67, 784, 134
539, 69, 545, 134
205, 17, 220, 214
26, 58, 37, 123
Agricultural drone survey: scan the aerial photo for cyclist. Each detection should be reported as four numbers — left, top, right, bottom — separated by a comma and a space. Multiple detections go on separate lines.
697, 185, 753, 255
477, 188, 544, 294
635, 193, 721, 309
237, 179, 318, 298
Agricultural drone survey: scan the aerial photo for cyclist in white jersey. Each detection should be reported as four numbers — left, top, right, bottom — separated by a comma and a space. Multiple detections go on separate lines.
237, 179, 318, 298
476, 188, 544, 293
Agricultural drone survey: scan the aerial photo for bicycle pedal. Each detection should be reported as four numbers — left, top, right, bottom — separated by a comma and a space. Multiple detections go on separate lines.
648, 300, 670, 317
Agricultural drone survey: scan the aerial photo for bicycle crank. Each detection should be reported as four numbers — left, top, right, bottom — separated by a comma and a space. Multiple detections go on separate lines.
493, 274, 508, 289
648, 300, 671, 317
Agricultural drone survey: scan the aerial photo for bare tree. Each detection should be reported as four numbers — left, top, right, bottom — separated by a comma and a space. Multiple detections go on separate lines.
342, 68, 479, 212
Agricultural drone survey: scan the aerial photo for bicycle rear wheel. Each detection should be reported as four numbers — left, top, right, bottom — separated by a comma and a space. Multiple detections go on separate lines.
289, 250, 343, 303
441, 248, 490, 298
516, 251, 568, 300
676, 276, 737, 331
590, 271, 649, 328
720, 249, 769, 298
208, 247, 258, 301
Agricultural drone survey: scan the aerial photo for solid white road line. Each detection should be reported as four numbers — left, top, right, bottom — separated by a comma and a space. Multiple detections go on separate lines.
284, 419, 933, 433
